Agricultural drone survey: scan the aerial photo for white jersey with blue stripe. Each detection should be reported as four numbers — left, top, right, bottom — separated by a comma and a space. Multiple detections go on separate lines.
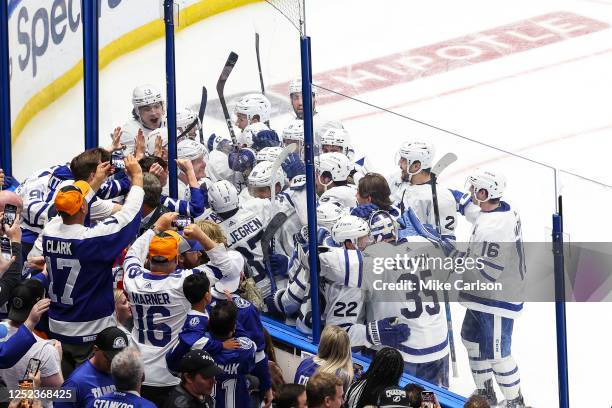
122, 229, 233, 386
41, 186, 143, 344
459, 202, 526, 319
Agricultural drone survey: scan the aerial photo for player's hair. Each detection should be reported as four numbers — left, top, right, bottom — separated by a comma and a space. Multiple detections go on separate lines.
208, 301, 238, 339
139, 155, 168, 172
110, 347, 144, 392
196, 219, 228, 247
313, 325, 354, 385
464, 395, 491, 408
354, 347, 404, 408
275, 384, 306, 408
404, 383, 425, 408
70, 148, 111, 181
357, 173, 393, 211
306, 372, 342, 408
143, 172, 162, 208
182, 273, 210, 305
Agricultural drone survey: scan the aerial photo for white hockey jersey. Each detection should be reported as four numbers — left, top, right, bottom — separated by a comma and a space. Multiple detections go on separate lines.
119, 118, 164, 154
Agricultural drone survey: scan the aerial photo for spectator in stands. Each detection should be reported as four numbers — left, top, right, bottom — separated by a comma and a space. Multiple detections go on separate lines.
0, 168, 19, 192
166, 349, 223, 408
344, 347, 404, 408
377, 386, 411, 408
42, 156, 142, 375
464, 395, 490, 408
92, 347, 156, 408
263, 328, 285, 396
113, 288, 133, 344
403, 383, 425, 408
305, 372, 344, 408
275, 384, 307, 408
0, 280, 63, 397
0, 190, 23, 214
138, 172, 166, 236
55, 326, 128, 408
0, 210, 24, 308
294, 325, 354, 387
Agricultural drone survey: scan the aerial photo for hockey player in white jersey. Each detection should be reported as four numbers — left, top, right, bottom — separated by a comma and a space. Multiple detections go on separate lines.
316, 152, 357, 209
120, 85, 165, 153
282, 119, 304, 155
122, 213, 233, 406
389, 140, 457, 239
160, 139, 207, 205
360, 210, 450, 387
288, 78, 343, 144
206, 180, 276, 301
456, 169, 527, 408
176, 107, 201, 140
234, 93, 271, 132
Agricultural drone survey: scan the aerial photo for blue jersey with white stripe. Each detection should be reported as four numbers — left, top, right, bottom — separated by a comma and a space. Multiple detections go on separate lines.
54, 360, 115, 408
93, 391, 156, 408
293, 356, 319, 385
42, 186, 143, 343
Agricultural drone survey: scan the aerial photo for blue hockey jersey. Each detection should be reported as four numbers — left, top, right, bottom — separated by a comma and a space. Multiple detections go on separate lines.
54, 360, 115, 408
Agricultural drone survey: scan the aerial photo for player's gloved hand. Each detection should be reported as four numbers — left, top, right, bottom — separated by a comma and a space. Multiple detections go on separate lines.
282, 153, 306, 179
216, 138, 234, 155
269, 254, 289, 277
400, 209, 456, 257
350, 203, 379, 219
228, 148, 256, 172
264, 291, 285, 318
449, 189, 465, 204
252, 130, 280, 150
366, 317, 411, 347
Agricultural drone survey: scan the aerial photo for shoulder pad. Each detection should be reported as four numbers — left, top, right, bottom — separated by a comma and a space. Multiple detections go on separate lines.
232, 295, 252, 309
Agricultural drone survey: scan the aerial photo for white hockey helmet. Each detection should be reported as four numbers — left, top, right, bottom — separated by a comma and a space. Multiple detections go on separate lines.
237, 122, 269, 148
368, 211, 396, 243
396, 140, 435, 173
317, 202, 345, 230
176, 107, 201, 135
145, 127, 168, 156
248, 161, 286, 189
234, 93, 271, 124
256, 146, 284, 163
320, 128, 352, 156
177, 139, 207, 161
466, 168, 506, 201
132, 84, 164, 108
209, 180, 240, 213
331, 215, 370, 246
317, 152, 354, 182
289, 78, 317, 96
282, 119, 304, 143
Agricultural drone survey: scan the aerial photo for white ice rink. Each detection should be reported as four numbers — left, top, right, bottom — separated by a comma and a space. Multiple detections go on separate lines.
11, 0, 612, 406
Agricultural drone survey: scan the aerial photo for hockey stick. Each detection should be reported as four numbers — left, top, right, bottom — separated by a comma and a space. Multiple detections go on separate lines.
429, 152, 459, 378
216, 52, 239, 149
255, 33, 270, 128
198, 86, 207, 145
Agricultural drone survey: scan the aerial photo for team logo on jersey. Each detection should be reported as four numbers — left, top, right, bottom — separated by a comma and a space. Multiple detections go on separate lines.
113, 337, 127, 349
228, 220, 236, 227
233, 296, 251, 309
189, 317, 200, 327
238, 337, 252, 349
144, 282, 152, 289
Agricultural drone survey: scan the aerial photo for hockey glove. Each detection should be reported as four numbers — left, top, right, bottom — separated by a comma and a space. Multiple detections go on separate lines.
228, 148, 256, 172
269, 254, 289, 277
366, 317, 411, 347
264, 290, 285, 318
252, 130, 281, 150
350, 203, 379, 219
399, 209, 456, 257
282, 153, 306, 179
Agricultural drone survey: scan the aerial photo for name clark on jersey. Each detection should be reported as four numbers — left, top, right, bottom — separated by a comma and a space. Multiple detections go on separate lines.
45, 239, 73, 255
372, 279, 502, 292
228, 218, 263, 246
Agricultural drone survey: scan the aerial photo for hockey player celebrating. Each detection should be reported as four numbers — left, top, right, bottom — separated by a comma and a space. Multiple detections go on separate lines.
316, 152, 357, 209
282, 119, 305, 155
121, 85, 165, 153
389, 140, 457, 239
176, 107, 201, 140
457, 169, 527, 407
234, 93, 271, 132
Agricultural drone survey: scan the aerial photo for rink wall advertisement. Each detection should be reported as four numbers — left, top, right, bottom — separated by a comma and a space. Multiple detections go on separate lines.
7, 0, 259, 141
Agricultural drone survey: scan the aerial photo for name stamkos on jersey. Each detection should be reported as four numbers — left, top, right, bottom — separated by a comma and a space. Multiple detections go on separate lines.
233, 296, 251, 309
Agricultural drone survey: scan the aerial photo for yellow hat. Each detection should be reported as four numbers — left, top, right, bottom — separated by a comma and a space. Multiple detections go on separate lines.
54, 181, 91, 216
149, 231, 180, 261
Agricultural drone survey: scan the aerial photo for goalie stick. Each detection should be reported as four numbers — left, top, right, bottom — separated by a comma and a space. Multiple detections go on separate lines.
429, 152, 459, 378
216, 52, 239, 149
255, 32, 270, 128
261, 143, 297, 295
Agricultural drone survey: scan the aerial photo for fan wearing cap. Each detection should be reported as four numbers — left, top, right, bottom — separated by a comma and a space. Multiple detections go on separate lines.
55, 327, 128, 408
122, 212, 234, 407
40, 155, 143, 375
0, 280, 63, 396
166, 350, 222, 408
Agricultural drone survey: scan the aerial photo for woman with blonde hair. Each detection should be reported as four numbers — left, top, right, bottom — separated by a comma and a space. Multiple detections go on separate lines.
293, 325, 355, 388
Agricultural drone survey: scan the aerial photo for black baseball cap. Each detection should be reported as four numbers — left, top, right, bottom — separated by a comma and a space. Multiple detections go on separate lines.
94, 327, 128, 361
378, 386, 411, 408
179, 350, 224, 378
8, 280, 45, 323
